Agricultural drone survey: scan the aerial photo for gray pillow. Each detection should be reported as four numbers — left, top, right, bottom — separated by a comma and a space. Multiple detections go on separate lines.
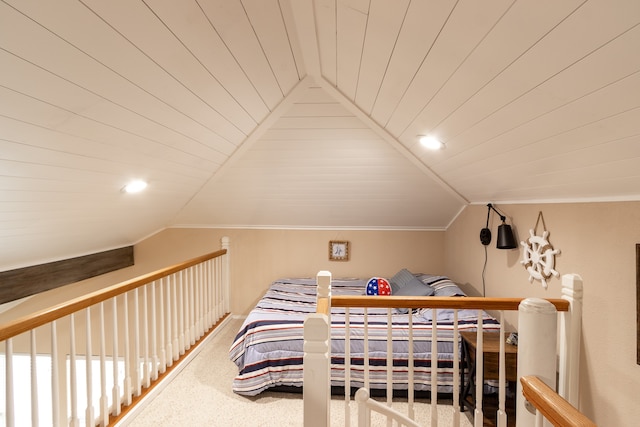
390, 268, 417, 293
390, 268, 435, 297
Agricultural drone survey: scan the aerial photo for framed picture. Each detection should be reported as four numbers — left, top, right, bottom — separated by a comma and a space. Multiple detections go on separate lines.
329, 240, 350, 261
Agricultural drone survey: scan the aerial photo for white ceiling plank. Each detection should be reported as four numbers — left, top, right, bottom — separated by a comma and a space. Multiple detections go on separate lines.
142, 0, 271, 123
369, 0, 457, 126
6, 0, 250, 146
0, 60, 228, 166
74, 0, 253, 140
384, 0, 515, 137
354, 0, 409, 115
197, 0, 285, 109
279, 0, 307, 80
272, 116, 367, 129
314, 0, 337, 83
335, 0, 370, 100
242, 0, 301, 93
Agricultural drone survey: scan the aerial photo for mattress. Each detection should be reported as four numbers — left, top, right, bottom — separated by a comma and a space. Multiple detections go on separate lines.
229, 276, 500, 396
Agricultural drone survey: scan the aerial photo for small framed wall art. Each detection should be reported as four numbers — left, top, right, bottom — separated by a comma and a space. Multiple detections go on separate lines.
329, 240, 350, 261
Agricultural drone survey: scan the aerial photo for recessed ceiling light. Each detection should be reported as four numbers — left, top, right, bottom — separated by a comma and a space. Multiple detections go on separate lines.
122, 179, 148, 193
419, 135, 445, 150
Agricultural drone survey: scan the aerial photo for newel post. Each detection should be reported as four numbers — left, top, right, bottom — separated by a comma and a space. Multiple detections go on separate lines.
517, 298, 557, 427
558, 274, 583, 406
303, 271, 332, 427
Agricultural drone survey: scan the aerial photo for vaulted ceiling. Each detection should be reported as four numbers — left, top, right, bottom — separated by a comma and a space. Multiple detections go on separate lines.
1, 0, 639, 270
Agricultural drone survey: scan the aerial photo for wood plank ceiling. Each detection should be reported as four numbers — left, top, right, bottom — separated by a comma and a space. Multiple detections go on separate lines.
1, 0, 639, 269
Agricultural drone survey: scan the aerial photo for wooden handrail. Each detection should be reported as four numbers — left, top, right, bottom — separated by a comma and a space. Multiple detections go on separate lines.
330, 295, 569, 312
0, 249, 227, 342
521, 376, 596, 427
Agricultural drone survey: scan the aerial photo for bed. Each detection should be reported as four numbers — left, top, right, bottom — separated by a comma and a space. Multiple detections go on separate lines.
229, 271, 500, 396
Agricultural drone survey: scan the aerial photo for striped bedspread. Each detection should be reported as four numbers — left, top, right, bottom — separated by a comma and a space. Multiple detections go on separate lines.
229, 277, 500, 396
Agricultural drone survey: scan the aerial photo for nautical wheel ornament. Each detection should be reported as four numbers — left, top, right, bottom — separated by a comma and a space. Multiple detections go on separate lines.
520, 212, 561, 288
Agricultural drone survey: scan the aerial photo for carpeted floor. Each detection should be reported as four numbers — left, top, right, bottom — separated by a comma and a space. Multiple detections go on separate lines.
126, 318, 474, 427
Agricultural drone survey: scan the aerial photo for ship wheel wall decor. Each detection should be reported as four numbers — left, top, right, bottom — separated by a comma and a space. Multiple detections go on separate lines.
520, 212, 561, 288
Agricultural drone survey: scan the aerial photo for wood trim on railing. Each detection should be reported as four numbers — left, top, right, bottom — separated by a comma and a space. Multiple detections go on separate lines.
520, 376, 596, 427
329, 295, 569, 312
0, 249, 227, 342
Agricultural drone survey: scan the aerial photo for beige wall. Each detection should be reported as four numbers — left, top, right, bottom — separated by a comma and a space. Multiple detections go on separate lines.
137, 228, 445, 314
445, 201, 640, 426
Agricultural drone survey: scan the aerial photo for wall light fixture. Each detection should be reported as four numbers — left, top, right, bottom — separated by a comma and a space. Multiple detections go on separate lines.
480, 203, 517, 249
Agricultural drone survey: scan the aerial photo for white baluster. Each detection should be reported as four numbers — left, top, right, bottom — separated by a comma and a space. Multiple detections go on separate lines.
164, 277, 172, 368
151, 281, 159, 380
112, 298, 121, 416
193, 266, 199, 339
216, 258, 225, 320
179, 270, 186, 355
363, 308, 369, 390
344, 307, 351, 427
386, 308, 393, 417
431, 308, 438, 427
30, 330, 39, 427
452, 309, 459, 427
172, 274, 179, 362
69, 313, 79, 426
133, 289, 141, 397
189, 269, 195, 346
214, 258, 220, 322
497, 311, 506, 427
408, 309, 414, 421
221, 236, 230, 313
6, 338, 14, 427
123, 292, 132, 406
142, 285, 150, 388
51, 321, 59, 427
196, 264, 206, 339
99, 303, 108, 427
85, 307, 94, 427
474, 310, 484, 427
158, 279, 166, 374
204, 262, 210, 329
199, 264, 204, 337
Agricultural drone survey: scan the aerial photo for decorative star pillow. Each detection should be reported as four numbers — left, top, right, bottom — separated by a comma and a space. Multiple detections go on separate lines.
366, 277, 392, 296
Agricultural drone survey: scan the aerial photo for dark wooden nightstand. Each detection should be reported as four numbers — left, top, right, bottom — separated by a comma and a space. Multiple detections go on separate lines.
460, 331, 518, 413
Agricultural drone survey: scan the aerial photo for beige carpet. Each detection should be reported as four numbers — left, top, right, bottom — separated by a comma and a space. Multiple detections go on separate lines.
125, 318, 474, 427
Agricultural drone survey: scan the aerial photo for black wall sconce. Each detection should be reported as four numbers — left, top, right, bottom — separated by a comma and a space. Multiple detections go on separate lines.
480, 203, 517, 249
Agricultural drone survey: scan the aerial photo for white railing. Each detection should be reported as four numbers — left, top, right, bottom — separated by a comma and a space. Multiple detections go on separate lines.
303, 272, 584, 427
0, 237, 230, 427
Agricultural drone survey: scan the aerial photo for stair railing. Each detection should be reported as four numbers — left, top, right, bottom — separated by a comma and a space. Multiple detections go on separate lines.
0, 237, 230, 427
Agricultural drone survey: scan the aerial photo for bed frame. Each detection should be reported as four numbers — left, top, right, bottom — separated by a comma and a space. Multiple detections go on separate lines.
303, 271, 584, 427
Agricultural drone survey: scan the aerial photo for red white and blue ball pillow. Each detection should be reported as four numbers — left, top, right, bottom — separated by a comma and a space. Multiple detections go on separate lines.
366, 277, 392, 296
